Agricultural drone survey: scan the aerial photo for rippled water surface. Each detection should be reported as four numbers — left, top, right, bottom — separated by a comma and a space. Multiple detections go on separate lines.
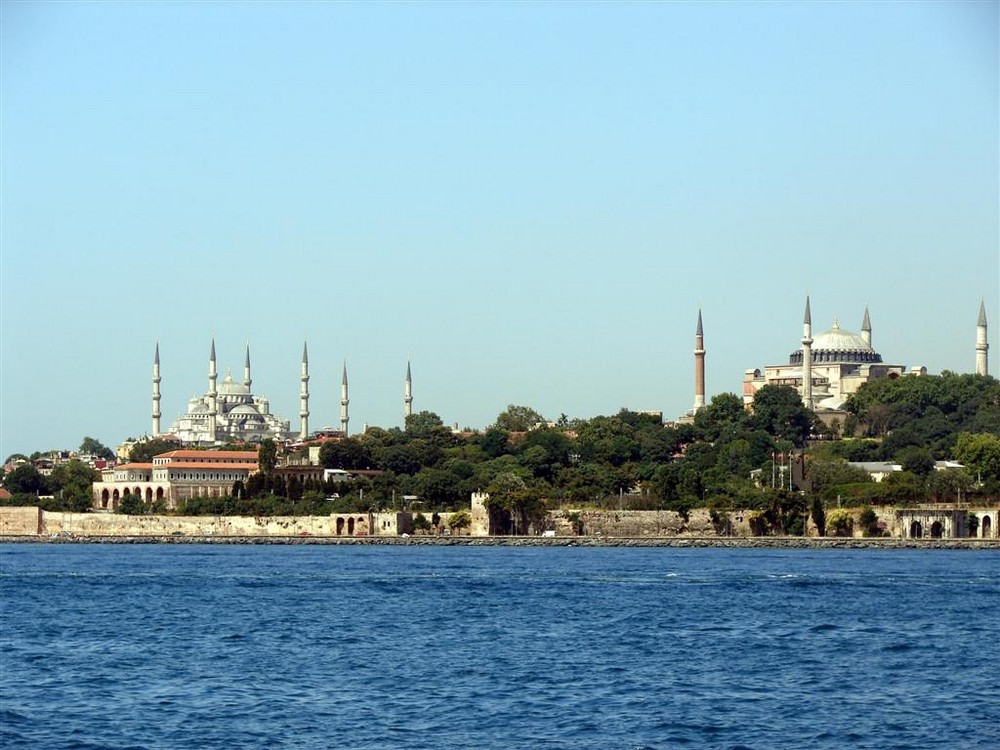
2, 544, 998, 749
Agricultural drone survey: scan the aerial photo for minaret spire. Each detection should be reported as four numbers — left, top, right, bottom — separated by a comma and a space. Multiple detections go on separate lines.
300, 342, 310, 440
208, 338, 218, 440
340, 361, 350, 436
801, 296, 814, 410
976, 300, 989, 376
152, 342, 162, 437
404, 359, 413, 420
244, 344, 252, 389
692, 309, 706, 413
861, 306, 872, 348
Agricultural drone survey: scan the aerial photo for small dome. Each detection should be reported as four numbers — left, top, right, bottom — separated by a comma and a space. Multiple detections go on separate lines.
190, 402, 210, 414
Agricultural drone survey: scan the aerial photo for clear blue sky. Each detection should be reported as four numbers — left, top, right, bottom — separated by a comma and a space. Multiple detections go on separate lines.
2, 0, 997, 459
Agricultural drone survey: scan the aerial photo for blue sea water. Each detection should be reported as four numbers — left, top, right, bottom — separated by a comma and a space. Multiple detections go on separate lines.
1, 545, 998, 750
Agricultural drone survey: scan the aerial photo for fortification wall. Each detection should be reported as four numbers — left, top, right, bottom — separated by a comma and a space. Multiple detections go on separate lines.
0, 509, 403, 538
0, 507, 42, 535
548, 509, 720, 537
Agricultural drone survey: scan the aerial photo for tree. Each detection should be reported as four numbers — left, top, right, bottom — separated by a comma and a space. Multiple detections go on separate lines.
49, 460, 100, 512
3, 464, 50, 496
405, 411, 445, 437
493, 405, 546, 432
926, 469, 973, 503
118, 493, 146, 515
954, 433, 1000, 487
79, 437, 114, 461
897, 446, 934, 477
750, 385, 815, 447
130, 438, 182, 463
258, 439, 278, 475
319, 438, 372, 470
447, 509, 472, 532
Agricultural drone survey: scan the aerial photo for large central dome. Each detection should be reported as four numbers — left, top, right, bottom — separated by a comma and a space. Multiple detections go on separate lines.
789, 319, 883, 365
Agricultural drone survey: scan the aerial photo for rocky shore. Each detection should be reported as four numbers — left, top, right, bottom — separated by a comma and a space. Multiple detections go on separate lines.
2, 534, 998, 549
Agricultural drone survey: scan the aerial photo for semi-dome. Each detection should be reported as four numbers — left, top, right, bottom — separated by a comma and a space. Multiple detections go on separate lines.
229, 405, 262, 418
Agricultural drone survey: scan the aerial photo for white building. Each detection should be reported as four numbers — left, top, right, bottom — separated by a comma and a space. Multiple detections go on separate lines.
160, 341, 293, 445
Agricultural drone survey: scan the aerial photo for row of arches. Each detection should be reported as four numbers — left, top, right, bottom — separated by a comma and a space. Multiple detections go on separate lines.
907, 514, 994, 539
334, 516, 367, 535
98, 486, 166, 510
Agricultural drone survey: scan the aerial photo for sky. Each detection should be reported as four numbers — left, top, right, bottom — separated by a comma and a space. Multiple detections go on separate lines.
1, 0, 997, 459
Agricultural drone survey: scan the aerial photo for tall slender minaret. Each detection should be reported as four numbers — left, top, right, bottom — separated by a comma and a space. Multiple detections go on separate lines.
861, 306, 872, 348
404, 360, 413, 419
801, 296, 814, 410
976, 300, 989, 376
243, 344, 252, 389
300, 342, 310, 440
693, 309, 706, 413
152, 342, 162, 437
208, 338, 218, 439
340, 361, 350, 436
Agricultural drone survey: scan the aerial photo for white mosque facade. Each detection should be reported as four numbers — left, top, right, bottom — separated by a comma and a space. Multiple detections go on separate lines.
157, 341, 293, 445
149, 341, 414, 446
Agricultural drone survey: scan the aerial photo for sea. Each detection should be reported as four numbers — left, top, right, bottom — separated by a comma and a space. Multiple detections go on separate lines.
1, 544, 998, 750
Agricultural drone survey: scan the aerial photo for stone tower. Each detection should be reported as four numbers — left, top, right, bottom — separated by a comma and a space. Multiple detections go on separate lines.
300, 342, 310, 440
243, 344, 252, 389
208, 338, 218, 438
340, 362, 350, 436
693, 309, 706, 414
977, 301, 989, 376
152, 342, 162, 437
801, 296, 814, 410
404, 360, 413, 420
861, 306, 872, 348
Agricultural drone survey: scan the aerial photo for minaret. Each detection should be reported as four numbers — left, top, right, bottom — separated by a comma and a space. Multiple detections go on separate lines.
861, 306, 872, 348
300, 342, 310, 440
243, 344, 252, 389
208, 338, 218, 439
693, 309, 706, 413
152, 342, 162, 437
404, 360, 413, 419
801, 296, 814, 410
340, 361, 350, 436
976, 301, 989, 376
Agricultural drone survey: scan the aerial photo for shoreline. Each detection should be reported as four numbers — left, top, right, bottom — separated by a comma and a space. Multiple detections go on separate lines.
2, 534, 998, 549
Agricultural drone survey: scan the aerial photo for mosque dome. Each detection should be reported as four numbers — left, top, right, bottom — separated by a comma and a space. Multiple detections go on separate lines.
218, 372, 250, 396
789, 319, 883, 365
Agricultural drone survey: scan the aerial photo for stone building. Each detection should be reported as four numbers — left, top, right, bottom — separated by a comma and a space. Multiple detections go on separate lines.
92, 449, 259, 511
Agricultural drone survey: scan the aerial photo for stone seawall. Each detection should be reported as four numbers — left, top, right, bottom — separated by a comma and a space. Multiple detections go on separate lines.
1, 533, 998, 549
2, 506, 998, 549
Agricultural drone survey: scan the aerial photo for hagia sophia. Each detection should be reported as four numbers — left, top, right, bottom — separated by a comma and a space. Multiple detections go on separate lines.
686, 297, 989, 421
